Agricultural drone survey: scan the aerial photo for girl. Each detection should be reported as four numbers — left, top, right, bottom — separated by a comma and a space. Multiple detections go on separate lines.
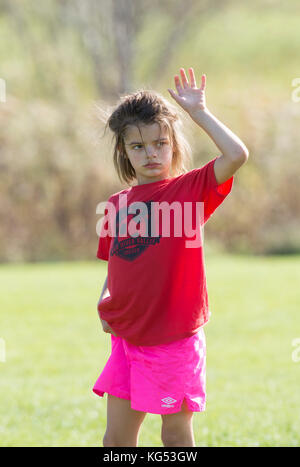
93, 67, 249, 447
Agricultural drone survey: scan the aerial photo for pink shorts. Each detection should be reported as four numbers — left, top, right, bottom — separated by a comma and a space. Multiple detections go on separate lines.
92, 328, 206, 415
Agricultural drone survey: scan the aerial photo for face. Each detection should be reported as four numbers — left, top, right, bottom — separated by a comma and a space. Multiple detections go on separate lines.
123, 122, 173, 185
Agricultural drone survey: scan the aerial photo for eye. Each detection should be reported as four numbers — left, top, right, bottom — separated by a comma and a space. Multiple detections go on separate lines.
132, 141, 168, 150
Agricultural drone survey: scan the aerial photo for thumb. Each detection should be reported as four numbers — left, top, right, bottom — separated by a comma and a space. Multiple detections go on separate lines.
168, 89, 181, 104
168, 88, 176, 99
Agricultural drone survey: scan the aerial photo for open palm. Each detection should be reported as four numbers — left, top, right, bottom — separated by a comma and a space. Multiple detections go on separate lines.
168, 67, 207, 114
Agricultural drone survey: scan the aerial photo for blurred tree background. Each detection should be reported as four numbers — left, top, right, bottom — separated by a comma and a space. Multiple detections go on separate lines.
1, 0, 300, 262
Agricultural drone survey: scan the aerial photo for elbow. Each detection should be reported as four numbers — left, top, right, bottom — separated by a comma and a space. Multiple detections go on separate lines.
233, 146, 249, 164
242, 146, 249, 161
239, 143, 249, 161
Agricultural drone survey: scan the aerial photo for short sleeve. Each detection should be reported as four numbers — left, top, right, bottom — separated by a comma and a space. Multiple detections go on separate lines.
96, 198, 114, 261
183, 156, 234, 223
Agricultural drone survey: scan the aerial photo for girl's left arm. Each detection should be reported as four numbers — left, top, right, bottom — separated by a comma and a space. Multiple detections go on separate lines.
168, 67, 249, 184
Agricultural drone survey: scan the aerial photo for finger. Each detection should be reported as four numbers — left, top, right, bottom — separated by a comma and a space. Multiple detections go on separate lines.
168, 88, 181, 103
200, 74, 206, 90
174, 75, 183, 93
189, 67, 197, 88
180, 68, 189, 88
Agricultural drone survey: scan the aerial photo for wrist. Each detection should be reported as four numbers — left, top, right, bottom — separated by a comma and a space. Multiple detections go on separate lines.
188, 106, 210, 121
188, 107, 214, 129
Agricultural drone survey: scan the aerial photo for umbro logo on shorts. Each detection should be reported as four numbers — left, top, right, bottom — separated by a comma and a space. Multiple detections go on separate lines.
161, 397, 177, 408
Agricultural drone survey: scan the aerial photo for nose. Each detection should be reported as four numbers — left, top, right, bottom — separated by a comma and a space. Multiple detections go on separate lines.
144, 144, 157, 158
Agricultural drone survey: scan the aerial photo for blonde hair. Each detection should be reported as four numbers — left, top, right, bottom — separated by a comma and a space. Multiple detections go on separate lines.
95, 88, 193, 187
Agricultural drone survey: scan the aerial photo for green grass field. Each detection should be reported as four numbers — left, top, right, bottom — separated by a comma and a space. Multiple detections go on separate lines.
0, 253, 299, 447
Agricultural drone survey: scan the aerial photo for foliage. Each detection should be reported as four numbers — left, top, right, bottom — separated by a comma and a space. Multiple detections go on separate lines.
0, 1, 300, 260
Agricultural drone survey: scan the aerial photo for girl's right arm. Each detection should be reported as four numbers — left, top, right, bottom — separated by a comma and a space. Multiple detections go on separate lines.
98, 275, 109, 303
97, 275, 117, 337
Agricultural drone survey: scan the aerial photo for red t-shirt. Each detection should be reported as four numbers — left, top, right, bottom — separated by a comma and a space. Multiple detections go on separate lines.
97, 156, 234, 346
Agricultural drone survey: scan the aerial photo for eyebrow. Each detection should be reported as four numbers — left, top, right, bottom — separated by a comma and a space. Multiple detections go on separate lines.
127, 138, 169, 146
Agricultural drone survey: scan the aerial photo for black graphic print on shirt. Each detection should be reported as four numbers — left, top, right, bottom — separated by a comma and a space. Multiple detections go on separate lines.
110, 200, 161, 262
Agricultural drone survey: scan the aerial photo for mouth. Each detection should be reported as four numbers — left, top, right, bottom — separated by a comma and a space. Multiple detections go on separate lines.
144, 163, 161, 168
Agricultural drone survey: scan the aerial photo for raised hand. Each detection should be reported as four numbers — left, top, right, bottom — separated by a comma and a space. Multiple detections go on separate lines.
168, 67, 207, 114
